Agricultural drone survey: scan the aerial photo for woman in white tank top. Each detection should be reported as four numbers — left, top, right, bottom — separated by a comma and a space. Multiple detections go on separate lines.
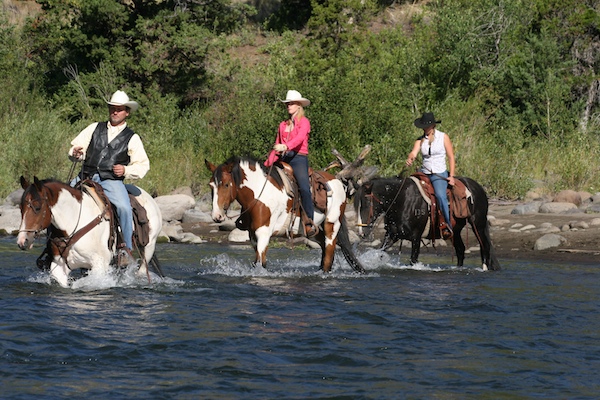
405, 112, 456, 239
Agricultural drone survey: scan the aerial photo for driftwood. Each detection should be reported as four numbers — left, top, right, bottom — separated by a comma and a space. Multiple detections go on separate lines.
326, 145, 378, 196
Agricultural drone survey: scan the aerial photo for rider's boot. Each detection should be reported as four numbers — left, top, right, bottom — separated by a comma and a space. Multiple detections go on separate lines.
305, 219, 319, 238
117, 247, 137, 267
440, 220, 453, 240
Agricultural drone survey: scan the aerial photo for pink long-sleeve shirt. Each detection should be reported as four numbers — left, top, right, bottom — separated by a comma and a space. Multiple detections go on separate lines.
265, 116, 311, 166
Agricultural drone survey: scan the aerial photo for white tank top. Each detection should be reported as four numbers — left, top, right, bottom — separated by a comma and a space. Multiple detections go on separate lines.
420, 129, 447, 174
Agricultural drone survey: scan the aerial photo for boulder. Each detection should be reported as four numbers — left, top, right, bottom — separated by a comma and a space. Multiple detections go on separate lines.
553, 190, 581, 206
155, 194, 196, 221
534, 233, 566, 251
539, 202, 577, 214
511, 202, 542, 214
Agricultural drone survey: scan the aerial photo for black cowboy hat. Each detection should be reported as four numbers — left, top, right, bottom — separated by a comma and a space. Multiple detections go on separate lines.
414, 112, 441, 129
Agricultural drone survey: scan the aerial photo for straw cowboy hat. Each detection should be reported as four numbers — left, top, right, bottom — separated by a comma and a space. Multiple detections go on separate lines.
414, 112, 441, 129
280, 90, 310, 107
106, 90, 139, 113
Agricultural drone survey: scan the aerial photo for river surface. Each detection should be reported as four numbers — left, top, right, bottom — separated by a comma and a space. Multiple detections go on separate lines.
1, 236, 599, 399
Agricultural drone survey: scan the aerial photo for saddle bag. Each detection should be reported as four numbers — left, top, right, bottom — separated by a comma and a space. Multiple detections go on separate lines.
131, 195, 150, 247
310, 169, 334, 213
449, 181, 471, 219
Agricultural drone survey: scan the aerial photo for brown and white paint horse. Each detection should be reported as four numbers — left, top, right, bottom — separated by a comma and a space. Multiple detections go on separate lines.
205, 157, 365, 273
17, 176, 163, 287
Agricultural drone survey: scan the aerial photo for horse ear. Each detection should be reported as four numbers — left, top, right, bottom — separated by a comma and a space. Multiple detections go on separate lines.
33, 176, 43, 190
205, 159, 217, 173
20, 176, 30, 189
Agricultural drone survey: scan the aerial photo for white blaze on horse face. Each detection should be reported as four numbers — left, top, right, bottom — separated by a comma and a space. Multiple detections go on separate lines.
209, 181, 226, 222
356, 197, 365, 237
16, 226, 34, 250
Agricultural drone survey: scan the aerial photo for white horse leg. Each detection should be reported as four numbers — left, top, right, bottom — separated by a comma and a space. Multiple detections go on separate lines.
49, 260, 71, 288
253, 226, 271, 268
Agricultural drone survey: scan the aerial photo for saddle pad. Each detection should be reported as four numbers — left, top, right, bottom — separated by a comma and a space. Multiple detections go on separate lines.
409, 175, 432, 206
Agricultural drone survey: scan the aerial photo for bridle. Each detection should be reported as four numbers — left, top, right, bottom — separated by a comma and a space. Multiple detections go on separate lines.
18, 193, 50, 237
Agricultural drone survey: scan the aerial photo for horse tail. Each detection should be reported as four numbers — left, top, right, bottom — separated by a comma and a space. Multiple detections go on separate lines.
484, 222, 501, 271
149, 253, 165, 277
337, 216, 366, 273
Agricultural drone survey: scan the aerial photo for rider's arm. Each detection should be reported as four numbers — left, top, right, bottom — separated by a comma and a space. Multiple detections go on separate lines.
123, 134, 150, 180
405, 139, 422, 167
68, 122, 99, 161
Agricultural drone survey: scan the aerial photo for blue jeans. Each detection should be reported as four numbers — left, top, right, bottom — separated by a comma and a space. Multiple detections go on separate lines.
283, 153, 314, 221
428, 171, 451, 226
71, 174, 134, 249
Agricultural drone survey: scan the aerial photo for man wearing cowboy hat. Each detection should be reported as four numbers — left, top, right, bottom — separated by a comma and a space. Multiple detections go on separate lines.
69, 90, 150, 265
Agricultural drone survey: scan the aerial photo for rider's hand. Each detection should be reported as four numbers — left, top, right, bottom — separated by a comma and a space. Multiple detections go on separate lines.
273, 144, 287, 153
72, 146, 84, 160
113, 164, 125, 177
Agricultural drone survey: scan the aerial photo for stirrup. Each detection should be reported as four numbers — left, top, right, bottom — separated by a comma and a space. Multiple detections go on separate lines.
117, 248, 137, 267
440, 223, 453, 240
305, 221, 319, 238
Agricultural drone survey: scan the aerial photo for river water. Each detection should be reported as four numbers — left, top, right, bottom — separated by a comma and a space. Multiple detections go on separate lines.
1, 236, 599, 399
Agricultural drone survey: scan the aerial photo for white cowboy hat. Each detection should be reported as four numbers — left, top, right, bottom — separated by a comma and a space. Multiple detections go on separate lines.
106, 90, 139, 113
280, 90, 310, 107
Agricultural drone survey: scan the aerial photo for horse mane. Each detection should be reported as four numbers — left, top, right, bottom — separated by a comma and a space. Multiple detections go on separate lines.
222, 156, 284, 188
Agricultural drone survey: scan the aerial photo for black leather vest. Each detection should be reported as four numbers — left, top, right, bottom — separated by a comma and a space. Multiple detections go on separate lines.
82, 122, 135, 180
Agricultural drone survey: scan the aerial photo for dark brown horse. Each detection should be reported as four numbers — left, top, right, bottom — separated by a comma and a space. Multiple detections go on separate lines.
354, 176, 500, 270
205, 157, 365, 273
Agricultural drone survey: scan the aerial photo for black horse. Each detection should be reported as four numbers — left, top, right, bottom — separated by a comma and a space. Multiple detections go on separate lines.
354, 176, 500, 270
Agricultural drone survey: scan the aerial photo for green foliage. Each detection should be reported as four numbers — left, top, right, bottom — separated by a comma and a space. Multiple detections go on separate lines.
2, 0, 600, 201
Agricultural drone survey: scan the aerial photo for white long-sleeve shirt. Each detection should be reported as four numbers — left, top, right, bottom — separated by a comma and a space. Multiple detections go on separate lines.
69, 122, 150, 180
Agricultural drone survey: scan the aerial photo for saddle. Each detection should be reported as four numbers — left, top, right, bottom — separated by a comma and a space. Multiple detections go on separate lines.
84, 181, 151, 248
410, 172, 472, 235
274, 162, 333, 213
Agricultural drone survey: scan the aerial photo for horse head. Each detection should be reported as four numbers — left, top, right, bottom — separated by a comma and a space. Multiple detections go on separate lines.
17, 176, 53, 250
205, 158, 239, 223
354, 181, 379, 239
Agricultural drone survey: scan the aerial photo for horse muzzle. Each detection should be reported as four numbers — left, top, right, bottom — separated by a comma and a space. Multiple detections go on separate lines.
17, 231, 35, 250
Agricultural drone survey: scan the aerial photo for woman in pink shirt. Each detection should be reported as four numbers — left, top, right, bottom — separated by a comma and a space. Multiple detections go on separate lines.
265, 90, 317, 237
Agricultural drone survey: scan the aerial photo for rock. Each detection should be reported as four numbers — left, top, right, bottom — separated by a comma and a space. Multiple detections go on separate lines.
553, 190, 581, 205
154, 194, 196, 221
586, 204, 600, 213
489, 217, 511, 226
534, 234, 567, 251
179, 232, 206, 244
4, 189, 23, 207
161, 223, 184, 240
182, 209, 213, 224
539, 202, 577, 214
571, 221, 589, 229
590, 218, 600, 226
511, 202, 542, 214
228, 228, 250, 242
579, 191, 592, 203
0, 207, 22, 234
519, 224, 536, 231
195, 193, 213, 213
